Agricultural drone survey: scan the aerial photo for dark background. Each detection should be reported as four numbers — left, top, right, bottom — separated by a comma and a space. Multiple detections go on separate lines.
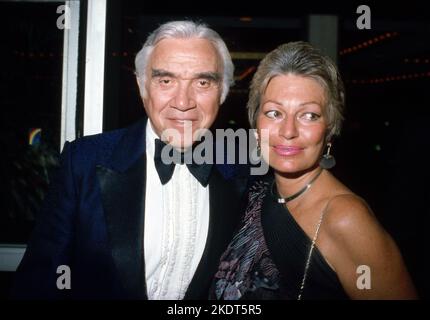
1, 0, 429, 299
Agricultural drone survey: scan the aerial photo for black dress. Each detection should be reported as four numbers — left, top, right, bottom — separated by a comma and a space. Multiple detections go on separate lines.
209, 175, 349, 300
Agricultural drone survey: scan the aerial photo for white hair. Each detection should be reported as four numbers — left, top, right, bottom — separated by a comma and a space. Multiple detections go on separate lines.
135, 20, 234, 104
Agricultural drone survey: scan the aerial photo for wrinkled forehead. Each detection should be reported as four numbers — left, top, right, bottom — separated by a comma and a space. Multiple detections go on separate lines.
148, 38, 222, 77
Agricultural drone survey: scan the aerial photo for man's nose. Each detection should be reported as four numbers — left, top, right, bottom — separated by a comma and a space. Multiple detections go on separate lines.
171, 82, 196, 111
279, 116, 299, 140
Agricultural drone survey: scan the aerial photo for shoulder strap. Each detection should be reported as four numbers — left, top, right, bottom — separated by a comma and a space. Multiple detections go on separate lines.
297, 195, 337, 300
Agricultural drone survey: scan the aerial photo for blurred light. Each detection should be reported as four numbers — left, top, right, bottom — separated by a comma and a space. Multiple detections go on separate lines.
375, 144, 381, 151
350, 70, 430, 85
240, 16, 252, 22
339, 32, 398, 56
29, 128, 42, 146
236, 66, 257, 81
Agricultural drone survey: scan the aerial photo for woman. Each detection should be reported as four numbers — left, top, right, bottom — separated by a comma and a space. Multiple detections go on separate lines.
210, 42, 417, 299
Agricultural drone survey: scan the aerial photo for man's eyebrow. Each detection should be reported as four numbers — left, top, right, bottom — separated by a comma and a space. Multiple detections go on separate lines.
151, 69, 175, 78
195, 72, 221, 82
151, 69, 221, 82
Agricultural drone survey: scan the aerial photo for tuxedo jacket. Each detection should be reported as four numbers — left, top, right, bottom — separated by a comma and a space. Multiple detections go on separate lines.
12, 118, 249, 299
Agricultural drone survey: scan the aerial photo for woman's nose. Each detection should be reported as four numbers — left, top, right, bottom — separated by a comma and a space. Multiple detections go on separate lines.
279, 116, 299, 139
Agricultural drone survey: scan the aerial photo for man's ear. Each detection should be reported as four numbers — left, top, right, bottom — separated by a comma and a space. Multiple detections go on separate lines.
135, 75, 146, 100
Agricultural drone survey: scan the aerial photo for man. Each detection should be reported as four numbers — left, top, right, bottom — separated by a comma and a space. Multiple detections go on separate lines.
12, 21, 248, 299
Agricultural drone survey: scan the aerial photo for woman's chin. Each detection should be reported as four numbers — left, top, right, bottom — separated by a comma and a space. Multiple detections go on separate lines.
268, 160, 302, 174
270, 162, 320, 177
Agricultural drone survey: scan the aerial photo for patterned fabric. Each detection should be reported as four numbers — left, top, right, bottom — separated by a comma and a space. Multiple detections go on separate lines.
210, 181, 290, 300
210, 175, 349, 300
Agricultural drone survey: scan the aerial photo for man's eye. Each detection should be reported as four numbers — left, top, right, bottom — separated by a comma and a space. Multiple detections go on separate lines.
265, 110, 281, 119
156, 77, 175, 87
195, 79, 212, 88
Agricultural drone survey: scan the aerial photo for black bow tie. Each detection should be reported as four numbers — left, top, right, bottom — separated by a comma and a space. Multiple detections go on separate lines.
153, 139, 213, 187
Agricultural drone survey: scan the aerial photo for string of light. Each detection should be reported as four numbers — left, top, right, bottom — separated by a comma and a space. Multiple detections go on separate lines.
12, 51, 137, 58
404, 58, 430, 64
339, 32, 399, 56
348, 71, 430, 84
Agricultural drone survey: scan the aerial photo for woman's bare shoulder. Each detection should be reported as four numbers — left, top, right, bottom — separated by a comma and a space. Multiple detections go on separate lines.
323, 192, 384, 244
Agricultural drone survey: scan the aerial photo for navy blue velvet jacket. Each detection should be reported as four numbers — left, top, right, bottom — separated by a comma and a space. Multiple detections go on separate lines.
12, 118, 249, 299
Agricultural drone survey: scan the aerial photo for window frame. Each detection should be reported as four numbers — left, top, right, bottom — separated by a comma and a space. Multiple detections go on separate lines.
0, 0, 107, 272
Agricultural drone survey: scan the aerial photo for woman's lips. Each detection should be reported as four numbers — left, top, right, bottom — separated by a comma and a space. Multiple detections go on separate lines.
272, 145, 304, 156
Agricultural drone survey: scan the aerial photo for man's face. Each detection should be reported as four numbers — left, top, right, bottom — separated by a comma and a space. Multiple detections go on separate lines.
140, 38, 223, 149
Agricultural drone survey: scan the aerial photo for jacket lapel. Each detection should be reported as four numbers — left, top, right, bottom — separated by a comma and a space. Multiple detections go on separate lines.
96, 118, 148, 299
184, 166, 248, 299
95, 118, 249, 299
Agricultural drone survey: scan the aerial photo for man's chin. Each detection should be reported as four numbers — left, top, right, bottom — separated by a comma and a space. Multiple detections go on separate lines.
160, 125, 207, 151
165, 136, 195, 151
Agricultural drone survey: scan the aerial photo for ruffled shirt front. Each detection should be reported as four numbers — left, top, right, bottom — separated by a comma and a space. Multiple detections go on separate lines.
144, 120, 210, 299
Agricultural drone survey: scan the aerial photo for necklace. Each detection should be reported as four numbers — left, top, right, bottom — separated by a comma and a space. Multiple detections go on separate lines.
271, 169, 323, 204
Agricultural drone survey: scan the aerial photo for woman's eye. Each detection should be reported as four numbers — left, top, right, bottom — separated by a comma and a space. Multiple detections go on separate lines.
265, 110, 281, 119
301, 112, 321, 121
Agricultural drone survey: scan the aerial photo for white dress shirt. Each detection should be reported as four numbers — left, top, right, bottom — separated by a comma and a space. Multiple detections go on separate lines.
144, 120, 210, 300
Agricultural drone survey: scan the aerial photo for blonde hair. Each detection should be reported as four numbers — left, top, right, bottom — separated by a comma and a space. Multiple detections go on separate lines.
247, 41, 345, 141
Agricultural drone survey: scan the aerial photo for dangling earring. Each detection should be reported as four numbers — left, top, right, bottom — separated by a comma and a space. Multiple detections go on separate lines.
319, 142, 336, 169
254, 132, 261, 158
256, 140, 261, 158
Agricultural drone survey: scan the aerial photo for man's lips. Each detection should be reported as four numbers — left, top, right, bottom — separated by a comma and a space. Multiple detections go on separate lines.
166, 119, 198, 128
167, 118, 198, 122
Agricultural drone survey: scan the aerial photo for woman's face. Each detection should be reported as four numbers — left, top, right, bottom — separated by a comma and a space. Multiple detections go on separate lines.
256, 74, 328, 175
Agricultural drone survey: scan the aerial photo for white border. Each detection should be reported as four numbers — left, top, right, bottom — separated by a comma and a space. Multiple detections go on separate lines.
60, 0, 80, 149
83, 0, 107, 136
